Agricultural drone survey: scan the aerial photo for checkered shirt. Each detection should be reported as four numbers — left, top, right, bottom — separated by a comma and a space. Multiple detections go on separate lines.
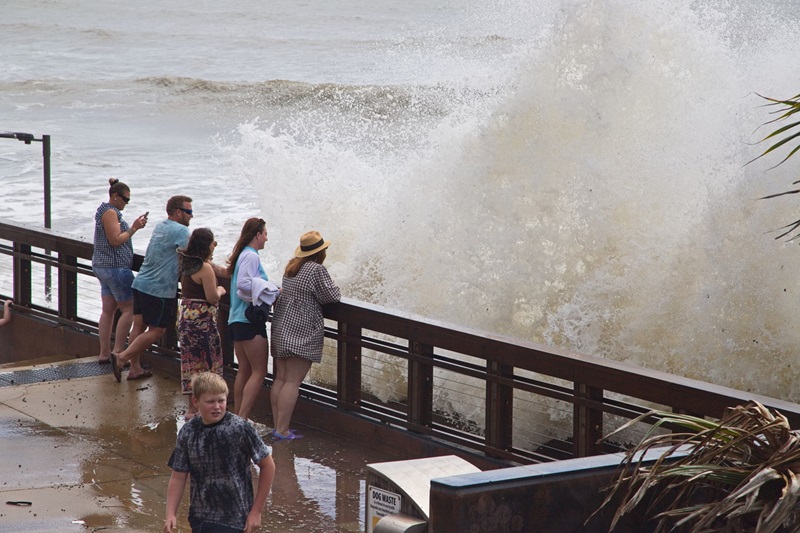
270, 261, 340, 362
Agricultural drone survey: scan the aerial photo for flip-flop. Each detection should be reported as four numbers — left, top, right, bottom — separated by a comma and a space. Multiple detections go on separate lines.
98, 358, 111, 364
272, 429, 303, 441
110, 353, 122, 383
127, 369, 153, 381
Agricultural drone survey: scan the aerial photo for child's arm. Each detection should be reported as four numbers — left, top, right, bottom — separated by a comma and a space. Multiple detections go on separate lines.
163, 470, 189, 533
0, 300, 11, 327
244, 454, 276, 533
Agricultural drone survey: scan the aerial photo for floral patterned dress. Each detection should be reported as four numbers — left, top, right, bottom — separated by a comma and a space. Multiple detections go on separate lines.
179, 272, 222, 394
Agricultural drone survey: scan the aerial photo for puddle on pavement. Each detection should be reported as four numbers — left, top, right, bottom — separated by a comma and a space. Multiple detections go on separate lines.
1, 403, 398, 532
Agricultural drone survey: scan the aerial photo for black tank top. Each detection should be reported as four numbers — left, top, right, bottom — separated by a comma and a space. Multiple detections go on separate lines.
181, 272, 208, 300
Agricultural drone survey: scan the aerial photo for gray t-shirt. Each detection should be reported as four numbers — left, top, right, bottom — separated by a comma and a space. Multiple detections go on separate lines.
168, 412, 271, 529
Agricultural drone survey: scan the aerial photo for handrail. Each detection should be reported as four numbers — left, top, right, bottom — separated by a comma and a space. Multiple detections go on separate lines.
2, 221, 799, 464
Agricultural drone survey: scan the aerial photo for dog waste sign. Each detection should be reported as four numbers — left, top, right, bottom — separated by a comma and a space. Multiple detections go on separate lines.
367, 486, 402, 533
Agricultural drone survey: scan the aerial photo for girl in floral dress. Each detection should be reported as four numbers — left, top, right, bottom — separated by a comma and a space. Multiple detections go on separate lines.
178, 228, 226, 420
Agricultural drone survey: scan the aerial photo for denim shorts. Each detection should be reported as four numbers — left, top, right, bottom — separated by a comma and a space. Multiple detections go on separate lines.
93, 267, 134, 301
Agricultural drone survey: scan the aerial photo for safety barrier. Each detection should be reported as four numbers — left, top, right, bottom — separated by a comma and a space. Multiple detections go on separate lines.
1, 221, 799, 465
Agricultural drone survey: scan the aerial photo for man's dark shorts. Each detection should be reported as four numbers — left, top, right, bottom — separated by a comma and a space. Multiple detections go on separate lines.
132, 289, 177, 328
228, 321, 267, 341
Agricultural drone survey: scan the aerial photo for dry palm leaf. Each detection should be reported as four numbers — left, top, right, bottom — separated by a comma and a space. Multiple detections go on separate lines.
593, 401, 800, 532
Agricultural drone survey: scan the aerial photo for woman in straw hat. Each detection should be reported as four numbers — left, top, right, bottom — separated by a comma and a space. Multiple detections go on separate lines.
269, 230, 340, 440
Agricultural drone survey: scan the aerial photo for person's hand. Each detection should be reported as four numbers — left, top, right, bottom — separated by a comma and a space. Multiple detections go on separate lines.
217, 286, 227, 297
244, 510, 262, 532
132, 214, 148, 231
163, 516, 177, 533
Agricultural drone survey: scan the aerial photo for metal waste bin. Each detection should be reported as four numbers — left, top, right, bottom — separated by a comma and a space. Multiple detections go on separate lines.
374, 513, 427, 533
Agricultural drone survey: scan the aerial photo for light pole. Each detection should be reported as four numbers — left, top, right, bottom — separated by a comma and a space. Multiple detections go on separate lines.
1, 132, 53, 300
0, 132, 51, 230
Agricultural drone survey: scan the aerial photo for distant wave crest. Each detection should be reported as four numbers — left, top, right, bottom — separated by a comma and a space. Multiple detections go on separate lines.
134, 76, 454, 119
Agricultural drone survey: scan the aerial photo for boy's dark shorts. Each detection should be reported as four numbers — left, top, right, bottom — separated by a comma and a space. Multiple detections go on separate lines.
189, 517, 243, 533
132, 289, 178, 329
228, 321, 267, 341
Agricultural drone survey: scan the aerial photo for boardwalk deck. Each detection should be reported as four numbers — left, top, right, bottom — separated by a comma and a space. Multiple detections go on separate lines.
0, 356, 399, 533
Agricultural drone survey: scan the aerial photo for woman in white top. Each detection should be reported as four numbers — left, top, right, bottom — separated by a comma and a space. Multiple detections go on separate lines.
226, 217, 270, 423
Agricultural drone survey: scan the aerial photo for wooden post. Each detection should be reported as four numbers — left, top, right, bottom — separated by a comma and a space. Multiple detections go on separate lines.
337, 321, 362, 410
13, 243, 32, 307
408, 341, 434, 430
486, 361, 514, 452
573, 383, 604, 457
57, 252, 77, 319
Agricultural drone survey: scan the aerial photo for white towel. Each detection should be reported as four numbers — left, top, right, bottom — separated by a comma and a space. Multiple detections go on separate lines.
239, 277, 280, 306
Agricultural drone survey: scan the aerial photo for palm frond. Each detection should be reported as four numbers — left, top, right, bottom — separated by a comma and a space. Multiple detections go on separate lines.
753, 93, 800, 241
593, 401, 800, 532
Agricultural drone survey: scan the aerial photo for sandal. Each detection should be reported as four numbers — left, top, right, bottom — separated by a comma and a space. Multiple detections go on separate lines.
110, 353, 122, 383
272, 429, 303, 441
127, 369, 153, 381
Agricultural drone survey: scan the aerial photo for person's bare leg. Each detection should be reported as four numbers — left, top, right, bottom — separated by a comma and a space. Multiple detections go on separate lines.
126, 314, 146, 348
116, 322, 165, 377
111, 299, 134, 355
270, 358, 286, 430
273, 358, 312, 436
233, 340, 251, 417
98, 294, 118, 361
236, 336, 268, 421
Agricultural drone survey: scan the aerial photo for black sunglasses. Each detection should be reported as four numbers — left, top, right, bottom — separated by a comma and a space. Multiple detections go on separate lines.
178, 207, 193, 215
118, 193, 130, 204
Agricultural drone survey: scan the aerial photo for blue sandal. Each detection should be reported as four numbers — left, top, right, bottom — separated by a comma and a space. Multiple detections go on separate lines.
272, 429, 303, 441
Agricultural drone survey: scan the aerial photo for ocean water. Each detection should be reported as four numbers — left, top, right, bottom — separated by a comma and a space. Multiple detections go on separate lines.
2, 0, 800, 402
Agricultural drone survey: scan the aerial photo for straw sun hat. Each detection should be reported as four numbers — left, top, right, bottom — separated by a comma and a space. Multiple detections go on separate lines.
294, 230, 331, 258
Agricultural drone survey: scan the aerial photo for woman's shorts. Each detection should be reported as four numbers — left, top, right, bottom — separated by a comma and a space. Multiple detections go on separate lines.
133, 289, 178, 329
228, 321, 267, 341
93, 267, 134, 301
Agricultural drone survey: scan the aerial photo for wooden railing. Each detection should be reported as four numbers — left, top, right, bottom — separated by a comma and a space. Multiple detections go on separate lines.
2, 221, 799, 465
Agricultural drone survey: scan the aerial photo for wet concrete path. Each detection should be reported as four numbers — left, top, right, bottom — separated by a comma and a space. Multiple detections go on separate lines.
0, 358, 399, 532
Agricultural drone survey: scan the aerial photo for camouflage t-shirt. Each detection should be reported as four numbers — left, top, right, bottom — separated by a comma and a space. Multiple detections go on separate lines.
168, 412, 271, 529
